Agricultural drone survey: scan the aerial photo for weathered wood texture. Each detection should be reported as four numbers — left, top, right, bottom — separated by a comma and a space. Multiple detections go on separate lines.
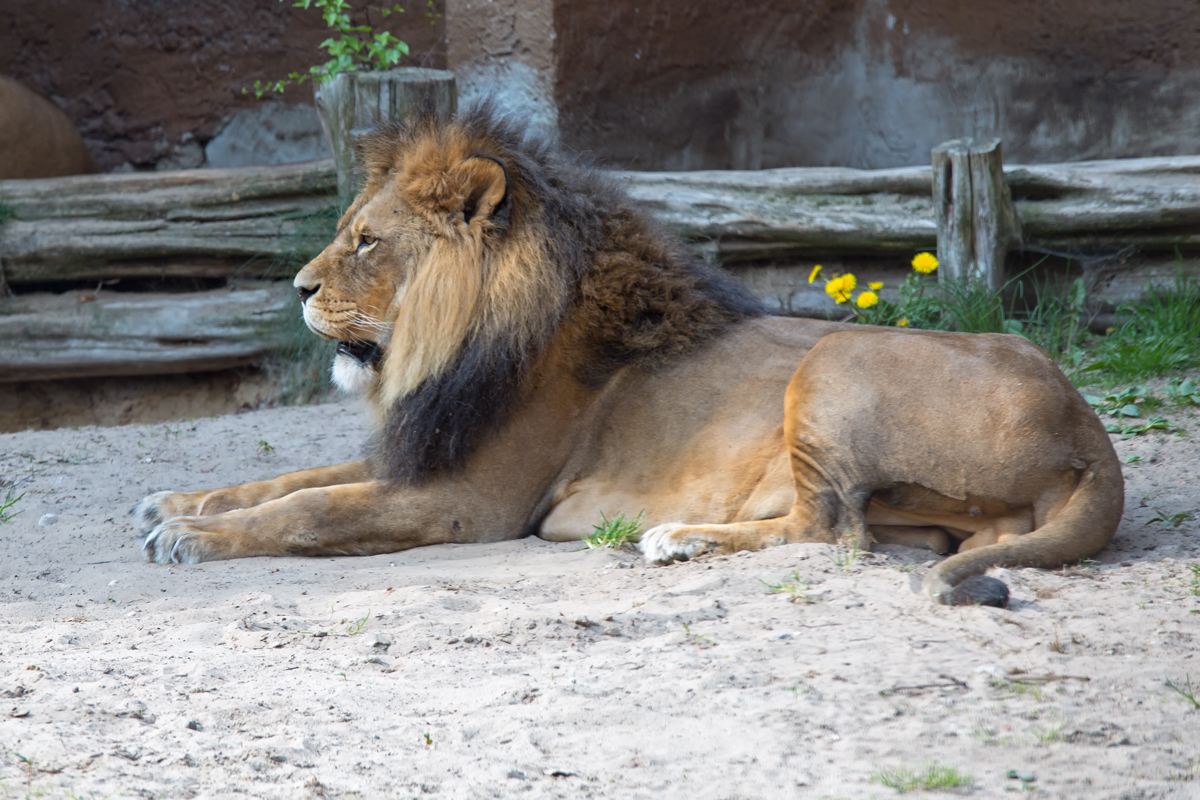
616, 166, 936, 261
932, 138, 1021, 291
314, 68, 456, 202
5, 155, 1200, 285
0, 283, 293, 382
0, 161, 336, 283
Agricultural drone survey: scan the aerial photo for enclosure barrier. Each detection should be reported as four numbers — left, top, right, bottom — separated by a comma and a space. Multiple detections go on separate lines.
2, 143, 1199, 381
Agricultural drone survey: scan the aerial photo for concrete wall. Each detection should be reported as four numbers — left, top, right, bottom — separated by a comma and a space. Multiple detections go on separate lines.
552, 0, 1200, 170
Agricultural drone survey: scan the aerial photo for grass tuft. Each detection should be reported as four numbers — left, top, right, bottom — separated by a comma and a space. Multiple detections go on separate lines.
1166, 674, 1200, 710
764, 571, 814, 603
871, 762, 974, 793
583, 511, 645, 550
0, 487, 24, 524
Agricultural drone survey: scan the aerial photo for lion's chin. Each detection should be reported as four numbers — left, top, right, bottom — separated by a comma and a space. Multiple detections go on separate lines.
331, 352, 380, 395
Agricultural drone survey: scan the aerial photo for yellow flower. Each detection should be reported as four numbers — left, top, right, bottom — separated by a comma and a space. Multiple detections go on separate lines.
868, 281, 883, 290
856, 291, 879, 309
897, 317, 909, 327
808, 265, 822, 284
911, 252, 939, 273
825, 274, 854, 304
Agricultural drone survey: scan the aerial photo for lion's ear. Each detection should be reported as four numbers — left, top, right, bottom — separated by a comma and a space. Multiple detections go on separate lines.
449, 156, 510, 232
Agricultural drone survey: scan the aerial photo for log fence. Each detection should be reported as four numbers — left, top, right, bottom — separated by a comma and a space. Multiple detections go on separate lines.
2, 142, 1198, 382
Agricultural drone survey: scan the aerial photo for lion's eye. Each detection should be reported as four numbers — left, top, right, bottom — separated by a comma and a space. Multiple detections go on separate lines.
357, 234, 378, 254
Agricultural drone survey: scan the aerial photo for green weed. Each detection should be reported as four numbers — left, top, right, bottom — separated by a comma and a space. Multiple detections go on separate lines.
583, 511, 644, 550
1166, 674, 1200, 710
871, 762, 974, 793
827, 542, 865, 573
0, 488, 24, 524
764, 571, 814, 603
1146, 509, 1194, 529
256, 440, 276, 457
1085, 273, 1200, 383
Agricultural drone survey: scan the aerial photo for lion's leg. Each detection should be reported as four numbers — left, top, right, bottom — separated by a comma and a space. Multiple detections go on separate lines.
957, 513, 1034, 552
132, 460, 371, 534
639, 498, 867, 565
869, 524, 953, 555
140, 477, 490, 563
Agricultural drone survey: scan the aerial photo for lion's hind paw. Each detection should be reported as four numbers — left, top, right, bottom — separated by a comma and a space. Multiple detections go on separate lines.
639, 523, 715, 565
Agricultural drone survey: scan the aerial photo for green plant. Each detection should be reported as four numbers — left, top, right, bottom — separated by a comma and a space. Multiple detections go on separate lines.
764, 571, 814, 603
1082, 385, 1153, 418
827, 542, 864, 573
1166, 674, 1200, 710
1146, 509, 1194, 529
1188, 564, 1200, 597
346, 611, 370, 635
0, 201, 17, 225
1104, 416, 1173, 440
256, 440, 276, 457
583, 511, 644, 550
0, 488, 24, 524
1084, 273, 1200, 383
246, 0, 412, 97
1163, 379, 1200, 406
871, 763, 974, 793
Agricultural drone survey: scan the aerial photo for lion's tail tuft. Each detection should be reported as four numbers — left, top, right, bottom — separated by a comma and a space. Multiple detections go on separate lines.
922, 457, 1124, 606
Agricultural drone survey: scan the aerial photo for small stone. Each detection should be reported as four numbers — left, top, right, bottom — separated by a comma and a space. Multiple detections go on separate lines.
186, 720, 203, 731
1019, 772, 1036, 783
506, 770, 528, 780
37, 514, 57, 527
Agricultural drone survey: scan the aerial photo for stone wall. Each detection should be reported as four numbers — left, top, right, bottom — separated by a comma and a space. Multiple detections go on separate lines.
0, 0, 445, 171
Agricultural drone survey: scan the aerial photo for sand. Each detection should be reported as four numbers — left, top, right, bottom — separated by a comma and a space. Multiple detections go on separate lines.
0, 394, 1197, 799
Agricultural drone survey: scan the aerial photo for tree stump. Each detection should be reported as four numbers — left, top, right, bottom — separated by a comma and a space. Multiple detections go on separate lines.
931, 138, 1021, 291
314, 68, 457, 204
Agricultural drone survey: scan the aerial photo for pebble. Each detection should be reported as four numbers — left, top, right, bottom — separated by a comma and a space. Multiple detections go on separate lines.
37, 513, 57, 527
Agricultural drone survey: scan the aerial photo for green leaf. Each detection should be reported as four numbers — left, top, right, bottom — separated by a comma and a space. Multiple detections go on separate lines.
1119, 404, 1140, 417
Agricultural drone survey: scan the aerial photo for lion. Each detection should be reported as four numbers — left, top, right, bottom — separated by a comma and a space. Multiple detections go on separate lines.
0, 76, 100, 180
133, 105, 1124, 606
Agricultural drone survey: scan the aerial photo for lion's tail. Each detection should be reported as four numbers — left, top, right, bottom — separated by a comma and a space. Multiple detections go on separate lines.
922, 456, 1124, 606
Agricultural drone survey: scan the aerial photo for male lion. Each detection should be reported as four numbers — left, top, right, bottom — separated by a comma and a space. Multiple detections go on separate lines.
134, 106, 1124, 605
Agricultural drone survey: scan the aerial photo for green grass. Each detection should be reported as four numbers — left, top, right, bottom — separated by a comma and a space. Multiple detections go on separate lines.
582, 511, 644, 550
0, 488, 24, 524
1166, 674, 1200, 710
1083, 273, 1200, 384
764, 570, 814, 603
871, 763, 974, 793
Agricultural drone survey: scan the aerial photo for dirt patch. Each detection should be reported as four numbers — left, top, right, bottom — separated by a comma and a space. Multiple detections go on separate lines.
0, 369, 276, 433
0, 395, 1196, 797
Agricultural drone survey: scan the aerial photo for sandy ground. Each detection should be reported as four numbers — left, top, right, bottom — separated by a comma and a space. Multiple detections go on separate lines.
0, 393, 1198, 800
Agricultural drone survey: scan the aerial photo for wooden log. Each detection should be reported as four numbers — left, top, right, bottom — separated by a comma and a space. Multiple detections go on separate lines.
314, 68, 456, 202
616, 166, 937, 260
931, 138, 1021, 290
0, 161, 337, 283
0, 282, 295, 382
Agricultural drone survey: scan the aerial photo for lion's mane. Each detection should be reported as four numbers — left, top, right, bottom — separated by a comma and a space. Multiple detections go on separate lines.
354, 104, 765, 484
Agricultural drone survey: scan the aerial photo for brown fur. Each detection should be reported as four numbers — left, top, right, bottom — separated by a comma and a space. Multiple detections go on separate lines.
132, 107, 1123, 605
0, 77, 99, 179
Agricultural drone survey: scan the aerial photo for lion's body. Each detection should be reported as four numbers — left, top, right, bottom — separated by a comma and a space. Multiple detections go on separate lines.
0, 76, 99, 180
133, 107, 1124, 604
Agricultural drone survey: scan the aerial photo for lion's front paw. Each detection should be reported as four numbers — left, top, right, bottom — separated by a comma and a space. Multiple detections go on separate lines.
131, 491, 174, 534
142, 519, 223, 564
639, 523, 716, 565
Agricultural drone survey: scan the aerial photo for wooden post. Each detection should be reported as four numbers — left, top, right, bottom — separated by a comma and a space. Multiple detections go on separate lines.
314, 68, 457, 204
931, 138, 1021, 291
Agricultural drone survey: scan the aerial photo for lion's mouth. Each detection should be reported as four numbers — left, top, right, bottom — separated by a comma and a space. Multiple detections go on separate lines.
336, 340, 382, 366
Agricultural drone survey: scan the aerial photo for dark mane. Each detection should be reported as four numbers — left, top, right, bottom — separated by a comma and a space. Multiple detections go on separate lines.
367, 103, 765, 484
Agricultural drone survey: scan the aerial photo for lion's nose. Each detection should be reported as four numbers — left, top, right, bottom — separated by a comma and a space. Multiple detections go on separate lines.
296, 284, 320, 304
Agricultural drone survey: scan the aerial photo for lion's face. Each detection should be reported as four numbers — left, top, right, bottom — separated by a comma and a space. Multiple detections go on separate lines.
294, 181, 434, 397
293, 138, 512, 405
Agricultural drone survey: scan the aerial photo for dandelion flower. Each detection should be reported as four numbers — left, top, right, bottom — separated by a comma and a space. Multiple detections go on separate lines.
897, 317, 909, 327
911, 252, 939, 273
868, 281, 883, 290
856, 291, 879, 309
825, 275, 854, 304
808, 265, 823, 284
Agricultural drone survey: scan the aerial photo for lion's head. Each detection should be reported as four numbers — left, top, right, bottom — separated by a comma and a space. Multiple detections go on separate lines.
294, 105, 762, 483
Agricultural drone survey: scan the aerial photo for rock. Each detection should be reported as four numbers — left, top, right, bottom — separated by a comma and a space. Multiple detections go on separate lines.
204, 103, 332, 168
37, 513, 58, 527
